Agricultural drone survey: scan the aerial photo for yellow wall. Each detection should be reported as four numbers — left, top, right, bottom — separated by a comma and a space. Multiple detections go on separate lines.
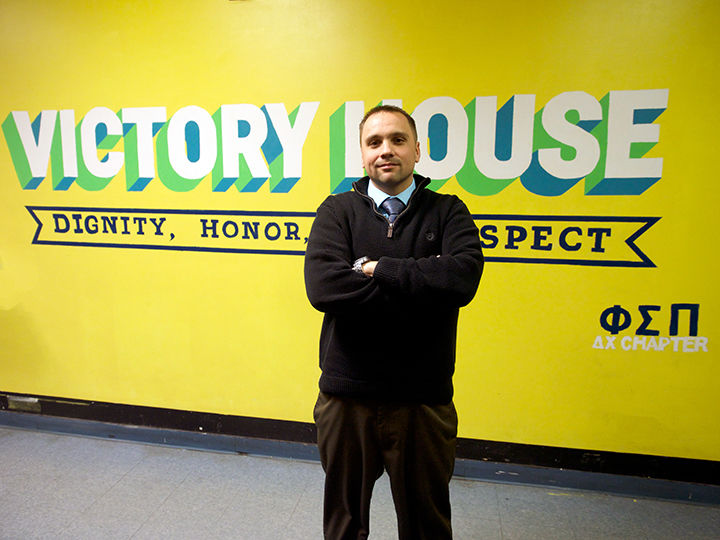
1, 0, 718, 460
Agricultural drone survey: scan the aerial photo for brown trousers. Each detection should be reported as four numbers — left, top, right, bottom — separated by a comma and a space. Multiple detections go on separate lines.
314, 392, 458, 540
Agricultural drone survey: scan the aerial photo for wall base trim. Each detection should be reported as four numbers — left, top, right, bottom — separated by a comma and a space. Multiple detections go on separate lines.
1, 392, 718, 505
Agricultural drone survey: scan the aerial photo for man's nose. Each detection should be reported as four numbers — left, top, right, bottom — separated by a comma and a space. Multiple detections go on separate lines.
379, 140, 393, 155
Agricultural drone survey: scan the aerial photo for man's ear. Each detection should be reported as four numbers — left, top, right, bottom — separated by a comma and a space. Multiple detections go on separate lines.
415, 140, 421, 163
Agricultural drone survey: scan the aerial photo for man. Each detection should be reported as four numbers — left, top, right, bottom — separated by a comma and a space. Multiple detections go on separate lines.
304, 105, 483, 539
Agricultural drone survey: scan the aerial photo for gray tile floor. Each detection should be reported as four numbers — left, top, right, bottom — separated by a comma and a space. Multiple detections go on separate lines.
1, 427, 718, 539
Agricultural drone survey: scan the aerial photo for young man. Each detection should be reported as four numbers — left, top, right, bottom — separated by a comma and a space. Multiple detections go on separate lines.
304, 105, 483, 539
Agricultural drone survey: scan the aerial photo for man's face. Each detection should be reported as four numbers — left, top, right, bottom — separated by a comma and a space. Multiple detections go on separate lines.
360, 111, 420, 195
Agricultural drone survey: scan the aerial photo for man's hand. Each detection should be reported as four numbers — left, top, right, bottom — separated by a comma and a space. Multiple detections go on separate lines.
362, 260, 377, 277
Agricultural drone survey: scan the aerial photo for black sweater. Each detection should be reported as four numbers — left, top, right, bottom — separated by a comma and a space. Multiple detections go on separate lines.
304, 175, 484, 404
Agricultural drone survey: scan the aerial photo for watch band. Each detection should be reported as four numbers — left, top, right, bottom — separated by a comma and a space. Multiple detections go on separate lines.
352, 256, 370, 274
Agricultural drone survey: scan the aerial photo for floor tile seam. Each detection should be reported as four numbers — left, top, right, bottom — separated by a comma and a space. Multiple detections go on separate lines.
170, 456, 266, 516
492, 483, 510, 540
283, 476, 317, 528
451, 484, 503, 522
178, 460, 245, 517
486, 476, 716, 507
0, 431, 59, 473
225, 454, 278, 512
494, 492, 582, 538
283, 492, 305, 529
49, 443, 151, 538
215, 495, 239, 528
128, 460, 195, 539
74, 444, 149, 517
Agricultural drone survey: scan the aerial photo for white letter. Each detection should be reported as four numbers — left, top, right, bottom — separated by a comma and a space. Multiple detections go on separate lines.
474, 95, 535, 179
605, 89, 668, 179
221, 104, 269, 180
55, 109, 78, 184
11, 110, 56, 179
344, 100, 365, 179
414, 96, 468, 180
264, 102, 319, 178
80, 107, 123, 178
539, 91, 601, 179
167, 106, 217, 179
120, 106, 167, 179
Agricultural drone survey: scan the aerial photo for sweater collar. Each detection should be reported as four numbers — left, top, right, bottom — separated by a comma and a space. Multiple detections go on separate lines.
367, 177, 415, 210
353, 174, 431, 197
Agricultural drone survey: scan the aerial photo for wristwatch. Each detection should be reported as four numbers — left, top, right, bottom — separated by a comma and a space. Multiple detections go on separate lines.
352, 256, 371, 274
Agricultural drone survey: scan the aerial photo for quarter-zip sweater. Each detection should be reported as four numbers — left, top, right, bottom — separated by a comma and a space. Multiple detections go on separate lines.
304, 174, 484, 404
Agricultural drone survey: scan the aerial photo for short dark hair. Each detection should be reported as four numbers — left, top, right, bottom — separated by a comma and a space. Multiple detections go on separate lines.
359, 105, 417, 143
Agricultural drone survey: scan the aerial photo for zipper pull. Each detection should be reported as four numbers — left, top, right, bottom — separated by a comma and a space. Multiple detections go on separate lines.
387, 223, 394, 238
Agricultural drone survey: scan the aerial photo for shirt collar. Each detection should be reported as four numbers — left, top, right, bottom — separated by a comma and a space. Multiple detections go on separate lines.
367, 178, 416, 210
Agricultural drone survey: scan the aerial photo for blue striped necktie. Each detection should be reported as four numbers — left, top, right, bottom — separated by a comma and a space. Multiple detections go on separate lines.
380, 197, 405, 223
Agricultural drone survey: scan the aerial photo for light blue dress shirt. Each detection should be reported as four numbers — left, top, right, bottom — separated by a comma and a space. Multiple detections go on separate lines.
367, 179, 416, 218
